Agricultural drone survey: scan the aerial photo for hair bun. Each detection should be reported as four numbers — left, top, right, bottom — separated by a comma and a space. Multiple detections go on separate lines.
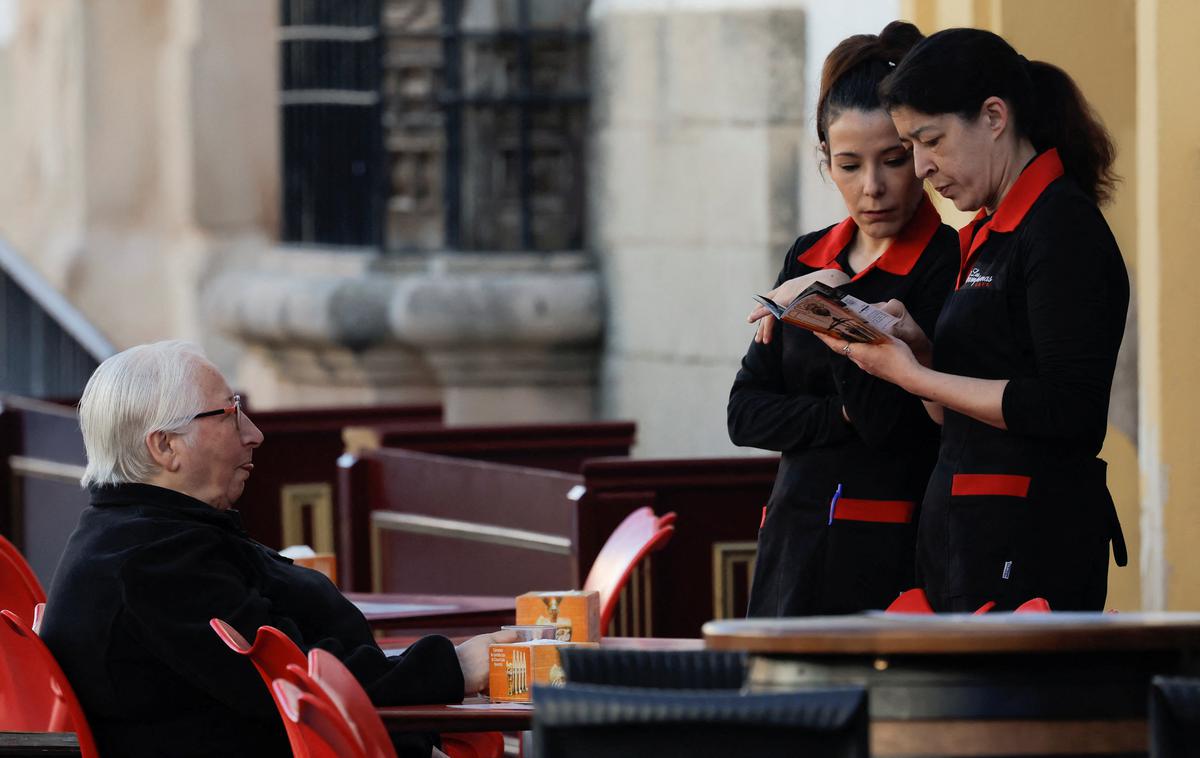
877, 21, 923, 61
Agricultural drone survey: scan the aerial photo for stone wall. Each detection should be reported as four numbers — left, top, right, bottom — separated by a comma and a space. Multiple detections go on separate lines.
589, 0, 899, 456
0, 0, 602, 423
0, 0, 277, 372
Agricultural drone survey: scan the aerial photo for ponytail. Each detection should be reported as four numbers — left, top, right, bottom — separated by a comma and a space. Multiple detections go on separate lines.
879, 28, 1117, 204
1025, 60, 1117, 204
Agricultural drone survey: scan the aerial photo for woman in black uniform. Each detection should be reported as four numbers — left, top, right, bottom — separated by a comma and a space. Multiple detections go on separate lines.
728, 22, 958, 617
818, 28, 1129, 612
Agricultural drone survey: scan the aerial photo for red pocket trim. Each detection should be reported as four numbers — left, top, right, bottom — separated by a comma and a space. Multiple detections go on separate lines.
951, 473, 1031, 498
832, 499, 916, 524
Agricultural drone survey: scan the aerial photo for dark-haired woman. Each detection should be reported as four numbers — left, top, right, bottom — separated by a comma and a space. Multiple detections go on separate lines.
728, 22, 958, 617
818, 28, 1129, 612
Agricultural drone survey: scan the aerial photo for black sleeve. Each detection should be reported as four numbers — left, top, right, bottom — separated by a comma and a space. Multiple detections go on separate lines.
120, 529, 465, 719
728, 333, 856, 451
727, 242, 855, 452
834, 232, 958, 447
1000, 198, 1130, 442
350, 635, 464, 706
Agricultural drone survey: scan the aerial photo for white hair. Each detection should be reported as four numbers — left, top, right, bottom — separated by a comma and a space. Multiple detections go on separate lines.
79, 340, 211, 488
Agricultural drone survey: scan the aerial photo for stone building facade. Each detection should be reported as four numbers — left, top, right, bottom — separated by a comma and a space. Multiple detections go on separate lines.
3, 0, 1198, 613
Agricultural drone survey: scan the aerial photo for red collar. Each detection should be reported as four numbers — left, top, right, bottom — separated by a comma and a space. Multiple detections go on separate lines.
796, 193, 941, 282
956, 149, 1064, 287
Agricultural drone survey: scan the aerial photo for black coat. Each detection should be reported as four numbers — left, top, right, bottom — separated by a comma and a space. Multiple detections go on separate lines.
729, 196, 958, 616
920, 149, 1130, 612
41, 483, 463, 758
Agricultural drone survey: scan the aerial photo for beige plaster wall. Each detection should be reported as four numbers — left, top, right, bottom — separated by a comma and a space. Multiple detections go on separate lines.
1136, 0, 1200, 611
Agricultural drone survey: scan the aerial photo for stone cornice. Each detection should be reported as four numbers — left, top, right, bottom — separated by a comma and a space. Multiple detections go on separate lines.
205, 246, 603, 387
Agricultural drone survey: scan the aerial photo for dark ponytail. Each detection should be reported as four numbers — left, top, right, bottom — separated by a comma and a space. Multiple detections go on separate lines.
816, 21, 924, 151
879, 28, 1117, 205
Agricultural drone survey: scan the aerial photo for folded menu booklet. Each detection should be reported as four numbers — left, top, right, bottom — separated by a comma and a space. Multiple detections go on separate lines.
753, 281, 899, 344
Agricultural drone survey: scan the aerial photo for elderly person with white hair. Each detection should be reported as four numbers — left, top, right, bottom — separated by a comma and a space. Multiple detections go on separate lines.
41, 341, 511, 758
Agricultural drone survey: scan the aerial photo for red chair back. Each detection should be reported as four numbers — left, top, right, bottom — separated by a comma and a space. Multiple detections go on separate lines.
442, 733, 506, 758
210, 618, 307, 686
885, 588, 934, 614
307, 648, 397, 758
1014, 597, 1052, 613
273, 678, 367, 758
581, 506, 676, 633
0, 610, 100, 757
289, 659, 500, 758
0, 533, 46, 596
0, 534, 46, 623
210, 619, 309, 755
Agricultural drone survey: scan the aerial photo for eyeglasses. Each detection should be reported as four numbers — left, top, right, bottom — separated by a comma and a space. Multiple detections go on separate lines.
192, 394, 243, 429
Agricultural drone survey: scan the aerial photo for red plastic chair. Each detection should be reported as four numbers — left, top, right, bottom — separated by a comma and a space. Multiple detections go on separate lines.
885, 588, 934, 614
306, 648, 396, 758
441, 733, 506, 758
886, 589, 996, 615
582, 506, 676, 634
0, 534, 47, 623
210, 618, 310, 756
0, 609, 100, 757
306, 649, 503, 758
273, 678, 367, 758
0, 533, 46, 597
1014, 597, 1052, 613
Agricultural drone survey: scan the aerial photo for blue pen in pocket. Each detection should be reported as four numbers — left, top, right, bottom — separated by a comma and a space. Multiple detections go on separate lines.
828, 483, 842, 526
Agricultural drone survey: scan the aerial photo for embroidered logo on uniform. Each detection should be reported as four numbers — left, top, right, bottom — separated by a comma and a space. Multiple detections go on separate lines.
1002, 560, 1012, 580
963, 267, 994, 288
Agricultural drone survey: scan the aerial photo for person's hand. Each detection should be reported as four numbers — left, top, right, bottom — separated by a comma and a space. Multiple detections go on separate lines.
815, 331, 923, 388
877, 299, 932, 365
454, 629, 518, 696
747, 269, 851, 344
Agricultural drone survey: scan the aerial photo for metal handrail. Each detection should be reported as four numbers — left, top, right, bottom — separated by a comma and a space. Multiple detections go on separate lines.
0, 236, 115, 361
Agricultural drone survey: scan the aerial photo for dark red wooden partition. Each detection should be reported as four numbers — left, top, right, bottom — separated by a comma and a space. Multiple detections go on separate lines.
346, 420, 636, 473
338, 448, 779, 638
237, 403, 442, 549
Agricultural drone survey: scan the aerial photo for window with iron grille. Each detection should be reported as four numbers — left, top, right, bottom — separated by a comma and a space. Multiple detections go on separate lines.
280, 0, 589, 253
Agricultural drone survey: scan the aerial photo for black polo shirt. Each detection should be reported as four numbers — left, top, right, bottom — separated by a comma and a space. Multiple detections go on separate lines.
729, 195, 958, 615
919, 149, 1130, 610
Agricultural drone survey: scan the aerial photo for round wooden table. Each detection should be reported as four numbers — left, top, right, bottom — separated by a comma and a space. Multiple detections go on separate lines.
703, 612, 1200, 758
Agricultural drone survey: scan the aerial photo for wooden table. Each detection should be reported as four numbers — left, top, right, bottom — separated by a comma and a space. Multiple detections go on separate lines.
378, 637, 705, 733
0, 732, 80, 756
378, 697, 534, 733
704, 612, 1200, 758
346, 592, 515, 635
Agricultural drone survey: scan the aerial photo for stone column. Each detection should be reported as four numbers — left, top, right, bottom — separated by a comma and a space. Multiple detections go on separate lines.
589, 0, 807, 455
